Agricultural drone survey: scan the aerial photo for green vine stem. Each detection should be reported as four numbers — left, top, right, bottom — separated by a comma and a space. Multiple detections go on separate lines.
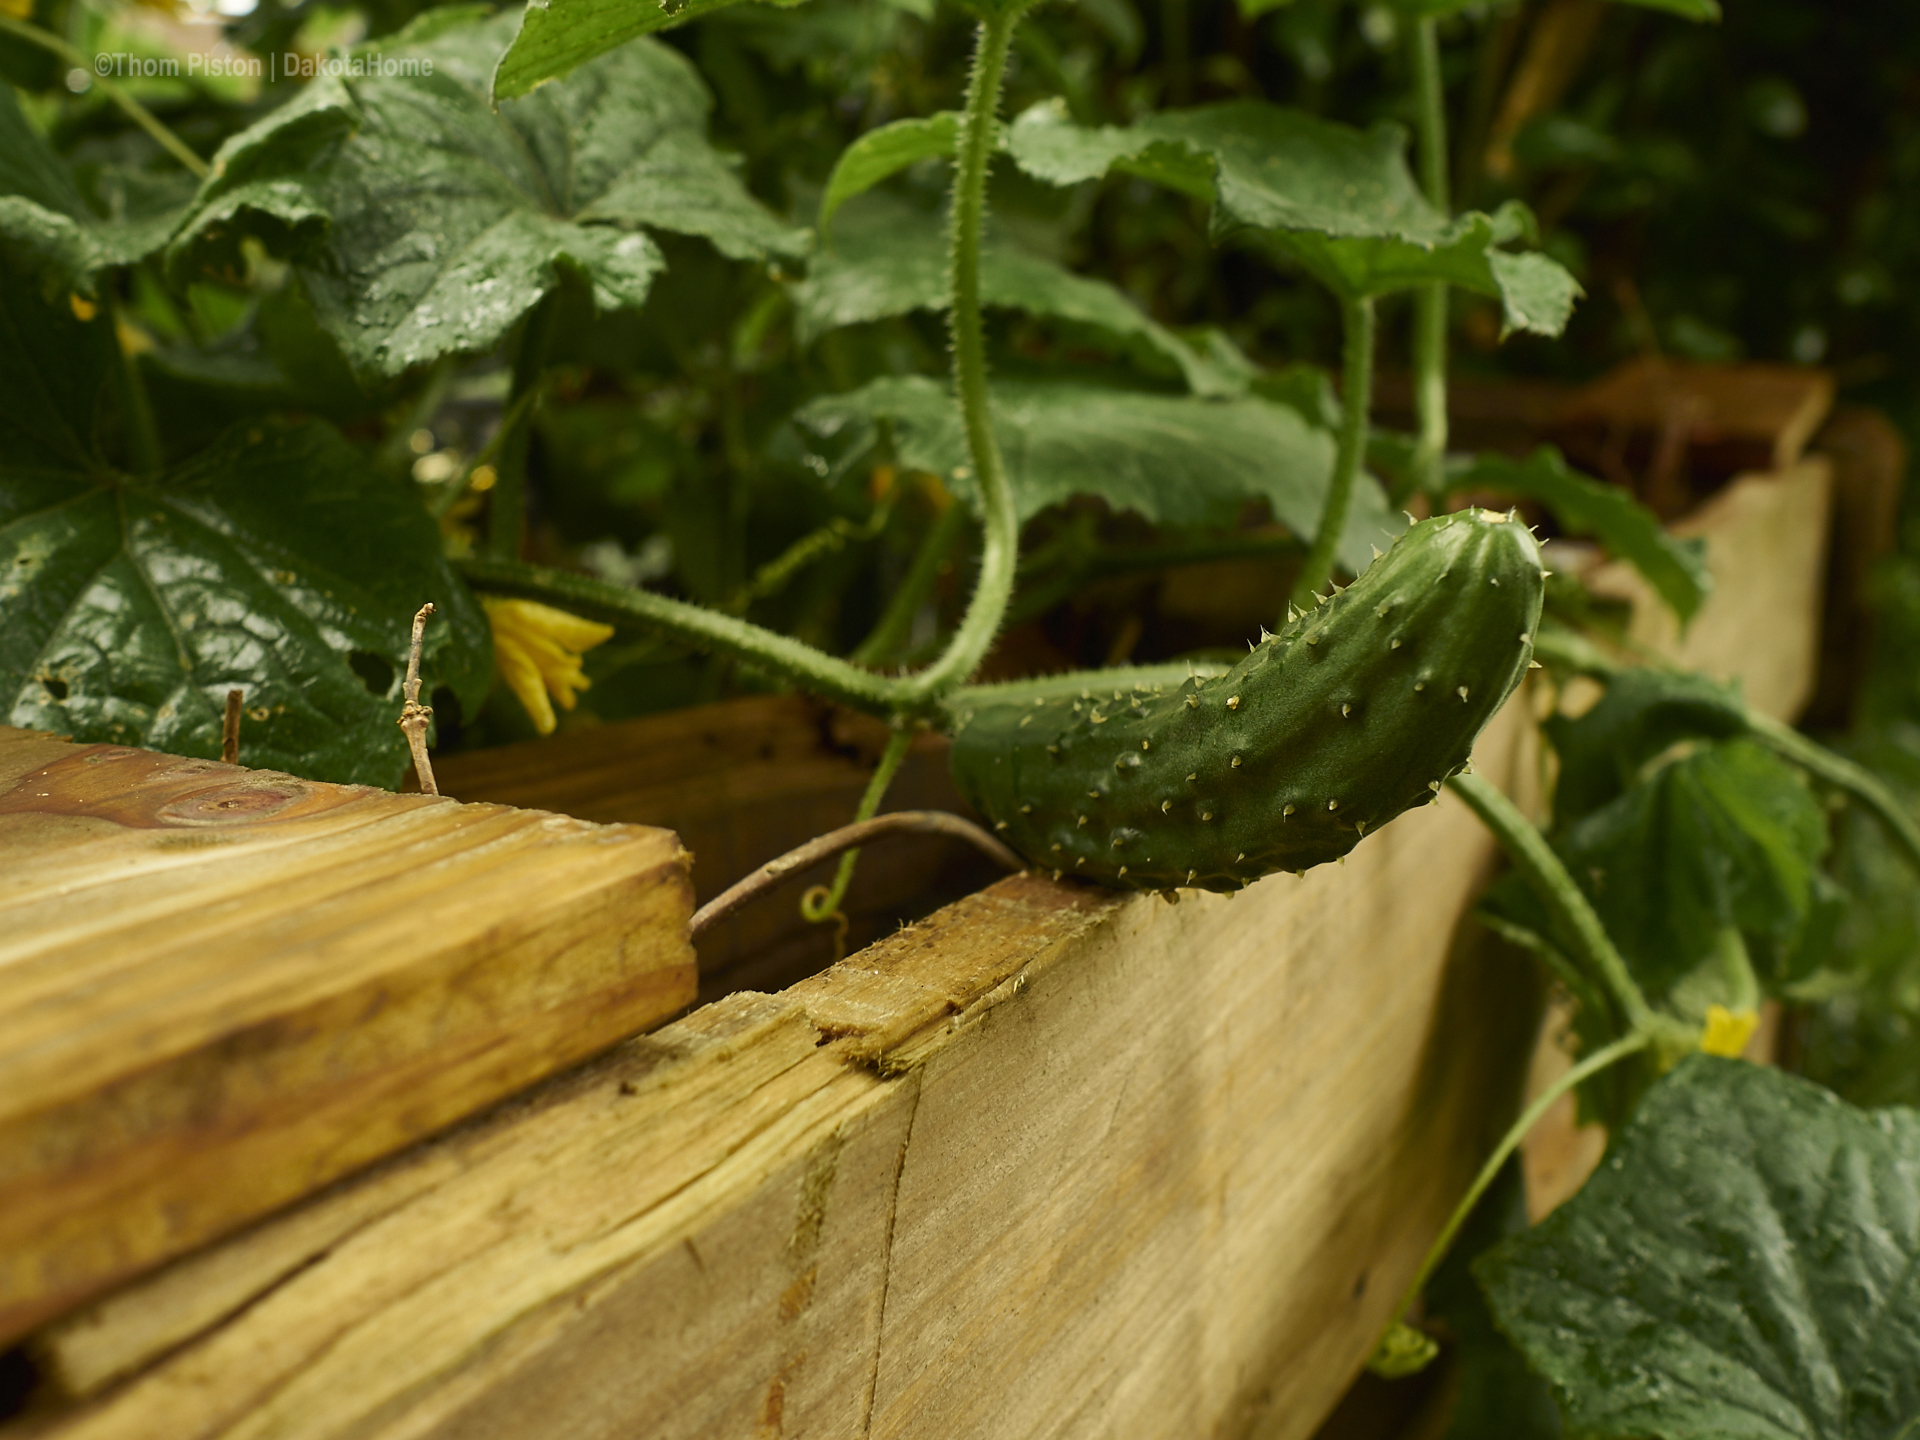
0, 14, 209, 179
487, 296, 556, 561
1747, 712, 1920, 876
727, 503, 891, 616
1407, 15, 1450, 501
456, 555, 906, 716
853, 500, 971, 667
1446, 772, 1655, 1034
800, 727, 914, 924
1290, 293, 1375, 609
894, 2, 1028, 706
1367, 1027, 1652, 1378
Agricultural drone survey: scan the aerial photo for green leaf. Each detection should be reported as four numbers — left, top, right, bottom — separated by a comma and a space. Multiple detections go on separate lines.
0, 269, 489, 788
1004, 100, 1581, 332
1541, 738, 1830, 1003
1385, 0, 1716, 14
818, 112, 959, 235
0, 82, 186, 294
1479, 1056, 1920, 1440
1545, 666, 1751, 825
795, 375, 1398, 571
492, 0, 812, 101
791, 195, 1246, 395
1444, 447, 1711, 624
173, 12, 805, 378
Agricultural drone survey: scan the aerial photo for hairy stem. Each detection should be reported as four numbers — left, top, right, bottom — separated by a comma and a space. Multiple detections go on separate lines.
853, 501, 970, 667
1407, 16, 1450, 502
0, 15, 209, 178
1447, 772, 1654, 1033
800, 727, 914, 924
457, 556, 905, 717
1291, 293, 1374, 609
895, 4, 1026, 706
1370, 1028, 1651, 1376
487, 296, 555, 561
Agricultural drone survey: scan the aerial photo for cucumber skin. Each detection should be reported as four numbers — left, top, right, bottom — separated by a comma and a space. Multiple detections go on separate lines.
947, 509, 1545, 892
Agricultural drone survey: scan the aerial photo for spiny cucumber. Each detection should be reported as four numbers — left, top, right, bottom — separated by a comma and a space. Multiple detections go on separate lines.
946, 509, 1546, 892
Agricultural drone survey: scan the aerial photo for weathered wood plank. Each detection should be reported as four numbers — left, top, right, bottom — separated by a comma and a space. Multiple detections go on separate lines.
6, 697, 1542, 1440
0, 733, 695, 1345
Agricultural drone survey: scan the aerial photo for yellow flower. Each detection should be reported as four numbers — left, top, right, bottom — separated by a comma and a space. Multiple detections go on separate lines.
483, 597, 613, 736
1700, 1004, 1760, 1059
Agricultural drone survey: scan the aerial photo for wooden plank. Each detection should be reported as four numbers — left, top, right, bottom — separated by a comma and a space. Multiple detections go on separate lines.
1584, 457, 1833, 721
0, 733, 695, 1345
7, 697, 1544, 1440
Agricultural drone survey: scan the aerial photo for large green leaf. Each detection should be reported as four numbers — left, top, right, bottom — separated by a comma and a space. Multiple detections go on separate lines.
795, 374, 1397, 570
492, 0, 811, 101
172, 10, 805, 378
0, 269, 489, 788
1445, 447, 1712, 624
1479, 1057, 1920, 1440
791, 195, 1245, 396
0, 82, 187, 294
1004, 100, 1580, 332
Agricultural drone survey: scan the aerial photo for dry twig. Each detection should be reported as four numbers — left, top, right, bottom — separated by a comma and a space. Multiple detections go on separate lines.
399, 603, 439, 796
221, 689, 243, 765
690, 810, 1023, 938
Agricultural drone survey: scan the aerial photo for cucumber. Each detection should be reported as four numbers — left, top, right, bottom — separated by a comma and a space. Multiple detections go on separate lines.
946, 509, 1546, 892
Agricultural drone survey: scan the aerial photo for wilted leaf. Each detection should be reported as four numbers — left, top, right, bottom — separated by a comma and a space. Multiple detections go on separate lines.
791, 195, 1245, 395
0, 268, 489, 787
1479, 1057, 1920, 1440
492, 0, 811, 101
796, 374, 1397, 570
1004, 100, 1580, 332
0, 82, 186, 293
173, 11, 805, 377
1446, 447, 1711, 623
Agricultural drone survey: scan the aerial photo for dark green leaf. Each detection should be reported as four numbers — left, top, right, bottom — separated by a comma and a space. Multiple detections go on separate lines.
0, 269, 488, 788
791, 195, 1246, 395
1549, 738, 1829, 1002
492, 0, 811, 101
0, 82, 186, 293
1447, 447, 1712, 624
1546, 666, 1751, 825
1479, 1056, 1920, 1440
818, 112, 959, 235
1004, 101, 1581, 331
796, 375, 1397, 570
174, 12, 805, 378
1386, 0, 1716, 14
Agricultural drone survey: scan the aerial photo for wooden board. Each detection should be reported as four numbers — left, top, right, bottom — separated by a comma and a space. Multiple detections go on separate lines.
0, 732, 696, 1345
7, 697, 1547, 1440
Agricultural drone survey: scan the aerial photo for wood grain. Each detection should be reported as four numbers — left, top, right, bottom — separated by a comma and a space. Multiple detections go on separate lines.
0, 732, 695, 1345
8, 696, 1545, 1440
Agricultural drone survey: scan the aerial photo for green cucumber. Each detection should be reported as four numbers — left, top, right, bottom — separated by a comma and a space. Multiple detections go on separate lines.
946, 509, 1546, 892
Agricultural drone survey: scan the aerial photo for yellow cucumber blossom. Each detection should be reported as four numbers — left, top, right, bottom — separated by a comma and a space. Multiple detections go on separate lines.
1700, 1003, 1760, 1059
482, 597, 613, 736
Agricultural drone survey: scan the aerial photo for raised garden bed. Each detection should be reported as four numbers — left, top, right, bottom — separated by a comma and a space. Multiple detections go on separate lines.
0, 424, 1837, 1439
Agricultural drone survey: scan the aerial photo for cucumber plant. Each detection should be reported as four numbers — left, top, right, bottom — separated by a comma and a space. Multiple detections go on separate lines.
4, 0, 1919, 1432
